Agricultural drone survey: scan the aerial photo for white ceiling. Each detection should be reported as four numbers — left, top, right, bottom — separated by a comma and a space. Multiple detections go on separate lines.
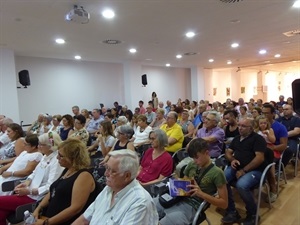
1, 0, 300, 73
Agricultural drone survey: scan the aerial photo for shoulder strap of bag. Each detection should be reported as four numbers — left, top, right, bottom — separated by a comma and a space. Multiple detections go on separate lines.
195, 163, 214, 183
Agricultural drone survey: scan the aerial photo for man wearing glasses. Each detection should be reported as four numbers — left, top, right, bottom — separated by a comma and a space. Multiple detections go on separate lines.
196, 111, 225, 158
72, 150, 158, 225
222, 118, 267, 225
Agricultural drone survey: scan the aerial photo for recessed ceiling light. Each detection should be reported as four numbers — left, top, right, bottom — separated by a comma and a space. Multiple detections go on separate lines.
231, 43, 239, 48
208, 59, 214, 62
259, 49, 267, 54
145, 58, 152, 61
185, 32, 195, 38
129, 48, 137, 53
293, 0, 300, 8
74, 55, 81, 60
102, 9, 115, 19
274, 54, 281, 58
166, 63, 171, 67
227, 60, 232, 65
55, 38, 65, 44
176, 54, 182, 59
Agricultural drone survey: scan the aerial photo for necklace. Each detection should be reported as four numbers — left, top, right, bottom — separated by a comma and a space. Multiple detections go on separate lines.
61, 169, 77, 179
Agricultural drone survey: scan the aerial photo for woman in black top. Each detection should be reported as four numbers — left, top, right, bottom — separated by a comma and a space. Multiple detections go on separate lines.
33, 139, 97, 225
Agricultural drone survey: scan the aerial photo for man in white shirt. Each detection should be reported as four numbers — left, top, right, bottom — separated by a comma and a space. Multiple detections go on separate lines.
72, 150, 158, 225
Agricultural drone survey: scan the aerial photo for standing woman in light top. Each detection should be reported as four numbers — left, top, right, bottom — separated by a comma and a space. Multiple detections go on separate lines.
0, 132, 63, 223
0, 134, 43, 196
152, 92, 159, 110
0, 123, 24, 167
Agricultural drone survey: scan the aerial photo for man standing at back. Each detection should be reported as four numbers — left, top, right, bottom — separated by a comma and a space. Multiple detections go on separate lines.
72, 150, 158, 225
222, 118, 267, 225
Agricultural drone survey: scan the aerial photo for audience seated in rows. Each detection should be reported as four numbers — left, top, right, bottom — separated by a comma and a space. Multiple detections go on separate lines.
32, 139, 98, 225
0, 134, 42, 196
0, 132, 63, 224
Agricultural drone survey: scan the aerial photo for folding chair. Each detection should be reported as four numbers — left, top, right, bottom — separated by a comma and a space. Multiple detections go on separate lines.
276, 150, 287, 195
191, 200, 211, 225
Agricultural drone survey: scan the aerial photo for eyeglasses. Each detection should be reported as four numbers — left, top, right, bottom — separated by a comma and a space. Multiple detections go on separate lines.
118, 131, 125, 135
205, 117, 215, 122
105, 165, 122, 176
149, 137, 156, 141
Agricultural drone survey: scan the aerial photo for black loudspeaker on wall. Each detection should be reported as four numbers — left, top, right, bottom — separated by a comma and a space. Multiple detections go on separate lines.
18, 70, 31, 87
142, 74, 147, 86
292, 79, 300, 115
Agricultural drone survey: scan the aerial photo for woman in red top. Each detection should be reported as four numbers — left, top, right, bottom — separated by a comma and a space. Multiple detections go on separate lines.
137, 129, 173, 186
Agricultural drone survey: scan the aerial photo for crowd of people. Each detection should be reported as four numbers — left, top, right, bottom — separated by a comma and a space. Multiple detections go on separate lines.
0, 93, 298, 225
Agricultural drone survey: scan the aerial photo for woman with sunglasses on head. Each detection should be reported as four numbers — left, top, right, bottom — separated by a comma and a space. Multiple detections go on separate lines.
32, 139, 98, 225
0, 134, 43, 196
0, 132, 63, 224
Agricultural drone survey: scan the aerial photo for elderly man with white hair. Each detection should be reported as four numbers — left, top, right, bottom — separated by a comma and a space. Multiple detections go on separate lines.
72, 150, 158, 225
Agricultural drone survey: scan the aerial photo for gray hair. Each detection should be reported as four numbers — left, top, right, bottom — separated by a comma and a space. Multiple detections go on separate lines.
119, 125, 134, 139
0, 118, 13, 126
207, 111, 221, 123
117, 116, 128, 124
109, 149, 139, 179
149, 129, 168, 148
38, 132, 62, 151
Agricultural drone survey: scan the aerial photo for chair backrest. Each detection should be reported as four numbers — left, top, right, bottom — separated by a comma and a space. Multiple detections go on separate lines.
2, 178, 26, 192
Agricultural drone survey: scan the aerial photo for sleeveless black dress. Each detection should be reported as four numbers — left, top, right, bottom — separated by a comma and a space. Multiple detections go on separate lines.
44, 169, 97, 225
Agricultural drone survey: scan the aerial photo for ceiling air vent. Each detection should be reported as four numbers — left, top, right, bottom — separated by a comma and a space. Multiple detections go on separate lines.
283, 30, 300, 37
102, 39, 122, 44
219, 0, 243, 3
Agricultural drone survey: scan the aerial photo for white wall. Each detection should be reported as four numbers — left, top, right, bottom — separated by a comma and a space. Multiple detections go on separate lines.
15, 56, 124, 124
0, 48, 20, 122
140, 66, 191, 104
15, 56, 191, 124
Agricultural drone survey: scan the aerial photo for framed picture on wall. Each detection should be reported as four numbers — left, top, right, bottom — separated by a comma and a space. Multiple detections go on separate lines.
226, 87, 230, 96
213, 88, 217, 96
241, 87, 245, 94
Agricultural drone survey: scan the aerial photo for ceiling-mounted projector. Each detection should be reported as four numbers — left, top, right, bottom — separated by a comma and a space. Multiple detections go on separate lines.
65, 5, 90, 24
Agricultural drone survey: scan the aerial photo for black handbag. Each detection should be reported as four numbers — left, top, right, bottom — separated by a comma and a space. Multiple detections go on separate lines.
159, 163, 214, 208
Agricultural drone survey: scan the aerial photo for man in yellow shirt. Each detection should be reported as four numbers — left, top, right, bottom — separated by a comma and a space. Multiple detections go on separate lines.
160, 111, 184, 153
